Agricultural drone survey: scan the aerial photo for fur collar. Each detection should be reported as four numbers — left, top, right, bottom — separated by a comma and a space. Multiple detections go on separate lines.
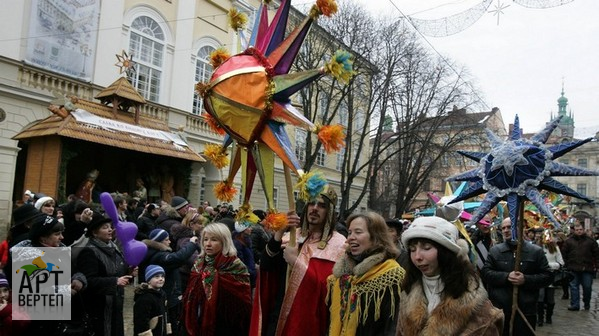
143, 239, 172, 252
400, 278, 490, 336
332, 252, 386, 278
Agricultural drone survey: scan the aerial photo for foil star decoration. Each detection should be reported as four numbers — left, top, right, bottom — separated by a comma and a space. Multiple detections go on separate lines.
199, 0, 350, 214
448, 115, 598, 239
115, 50, 136, 76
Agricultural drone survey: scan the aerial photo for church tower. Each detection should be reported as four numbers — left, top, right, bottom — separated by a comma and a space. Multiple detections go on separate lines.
550, 83, 574, 138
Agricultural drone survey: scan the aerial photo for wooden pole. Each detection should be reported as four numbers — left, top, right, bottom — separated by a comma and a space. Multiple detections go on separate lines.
284, 166, 296, 290
509, 199, 525, 336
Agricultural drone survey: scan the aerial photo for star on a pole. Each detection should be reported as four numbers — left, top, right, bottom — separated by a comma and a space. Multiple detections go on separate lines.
488, 0, 511, 26
489, 141, 529, 176
115, 50, 136, 76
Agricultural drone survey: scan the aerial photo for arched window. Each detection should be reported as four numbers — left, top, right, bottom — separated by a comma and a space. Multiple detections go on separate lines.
193, 45, 216, 115
128, 16, 165, 102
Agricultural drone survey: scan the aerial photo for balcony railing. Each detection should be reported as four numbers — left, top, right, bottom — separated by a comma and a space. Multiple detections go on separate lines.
16, 61, 222, 140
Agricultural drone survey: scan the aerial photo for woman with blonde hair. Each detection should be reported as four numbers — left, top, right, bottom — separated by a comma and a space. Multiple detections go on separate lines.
327, 211, 405, 335
182, 223, 251, 335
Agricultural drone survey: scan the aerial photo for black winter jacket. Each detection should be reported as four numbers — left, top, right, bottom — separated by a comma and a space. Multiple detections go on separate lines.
562, 234, 599, 272
481, 241, 553, 316
139, 239, 199, 309
134, 284, 168, 336
76, 238, 128, 336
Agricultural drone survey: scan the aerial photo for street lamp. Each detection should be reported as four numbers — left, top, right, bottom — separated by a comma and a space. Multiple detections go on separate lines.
80, 44, 91, 77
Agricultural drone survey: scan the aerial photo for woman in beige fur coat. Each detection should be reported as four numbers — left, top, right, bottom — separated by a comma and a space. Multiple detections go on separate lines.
396, 216, 504, 336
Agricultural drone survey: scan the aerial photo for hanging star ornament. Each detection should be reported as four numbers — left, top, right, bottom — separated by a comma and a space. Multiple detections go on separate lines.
448, 115, 598, 239
197, 0, 351, 230
115, 50, 136, 76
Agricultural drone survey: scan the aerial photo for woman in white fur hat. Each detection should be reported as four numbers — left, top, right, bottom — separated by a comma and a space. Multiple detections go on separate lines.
396, 216, 504, 336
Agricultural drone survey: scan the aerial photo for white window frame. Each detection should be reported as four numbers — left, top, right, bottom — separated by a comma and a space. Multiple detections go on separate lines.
193, 44, 217, 114
128, 15, 165, 102
336, 147, 345, 171
316, 147, 326, 166
295, 128, 307, 162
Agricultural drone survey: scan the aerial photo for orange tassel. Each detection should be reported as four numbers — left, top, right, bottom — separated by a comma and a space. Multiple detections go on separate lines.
210, 48, 231, 68
264, 211, 287, 232
316, 124, 346, 153
202, 113, 226, 136
204, 144, 229, 169
195, 82, 209, 97
316, 0, 338, 17
214, 181, 237, 203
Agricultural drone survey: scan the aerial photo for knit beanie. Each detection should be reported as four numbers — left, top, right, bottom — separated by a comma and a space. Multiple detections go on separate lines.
0, 273, 8, 288
149, 229, 169, 242
34, 196, 54, 210
145, 265, 165, 281
171, 196, 189, 210
402, 216, 468, 257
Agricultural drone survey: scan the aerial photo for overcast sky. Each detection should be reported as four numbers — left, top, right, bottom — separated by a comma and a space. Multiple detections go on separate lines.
306, 0, 598, 138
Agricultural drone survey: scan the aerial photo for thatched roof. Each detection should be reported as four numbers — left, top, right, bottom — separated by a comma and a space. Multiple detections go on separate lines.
13, 97, 204, 162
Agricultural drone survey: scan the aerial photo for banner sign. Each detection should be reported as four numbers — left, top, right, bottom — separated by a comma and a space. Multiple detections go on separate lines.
11, 247, 72, 320
72, 109, 188, 149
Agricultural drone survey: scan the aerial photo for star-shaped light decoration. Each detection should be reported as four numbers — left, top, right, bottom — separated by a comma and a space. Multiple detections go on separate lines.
197, 0, 351, 230
115, 50, 136, 76
488, 0, 510, 26
448, 115, 598, 239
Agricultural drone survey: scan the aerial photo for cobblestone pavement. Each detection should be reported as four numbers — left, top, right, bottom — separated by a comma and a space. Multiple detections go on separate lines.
535, 279, 599, 336
122, 279, 599, 336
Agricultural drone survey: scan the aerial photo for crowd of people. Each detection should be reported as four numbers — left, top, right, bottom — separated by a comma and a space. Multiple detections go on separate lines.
0, 187, 598, 336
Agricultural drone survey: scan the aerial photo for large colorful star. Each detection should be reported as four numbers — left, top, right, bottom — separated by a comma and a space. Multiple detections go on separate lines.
199, 0, 350, 216
448, 115, 597, 239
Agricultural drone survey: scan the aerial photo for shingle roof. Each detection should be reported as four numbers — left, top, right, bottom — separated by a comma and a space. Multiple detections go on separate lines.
13, 97, 204, 162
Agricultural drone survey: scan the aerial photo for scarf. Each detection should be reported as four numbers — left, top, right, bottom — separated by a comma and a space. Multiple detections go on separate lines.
327, 253, 404, 335
183, 253, 251, 336
422, 274, 443, 313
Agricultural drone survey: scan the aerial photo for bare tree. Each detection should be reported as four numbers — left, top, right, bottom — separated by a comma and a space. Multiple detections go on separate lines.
291, 0, 484, 220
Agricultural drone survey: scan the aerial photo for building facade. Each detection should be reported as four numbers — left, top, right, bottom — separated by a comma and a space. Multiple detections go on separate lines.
0, 0, 369, 230
545, 88, 598, 229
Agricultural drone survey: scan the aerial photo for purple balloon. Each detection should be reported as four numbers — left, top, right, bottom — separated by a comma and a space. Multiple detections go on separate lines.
99, 192, 147, 266
123, 240, 147, 266
116, 221, 137, 242
100, 192, 119, 224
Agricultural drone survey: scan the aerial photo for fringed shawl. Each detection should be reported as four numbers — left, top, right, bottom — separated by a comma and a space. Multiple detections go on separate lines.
327, 253, 405, 335
183, 253, 251, 336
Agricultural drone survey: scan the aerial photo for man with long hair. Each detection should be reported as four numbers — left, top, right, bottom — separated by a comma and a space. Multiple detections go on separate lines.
251, 186, 346, 336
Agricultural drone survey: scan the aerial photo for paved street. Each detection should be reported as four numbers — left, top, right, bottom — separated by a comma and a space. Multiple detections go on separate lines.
535, 279, 599, 336
122, 278, 599, 336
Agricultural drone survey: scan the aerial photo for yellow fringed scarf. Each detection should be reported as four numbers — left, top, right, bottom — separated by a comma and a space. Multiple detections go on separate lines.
327, 258, 404, 335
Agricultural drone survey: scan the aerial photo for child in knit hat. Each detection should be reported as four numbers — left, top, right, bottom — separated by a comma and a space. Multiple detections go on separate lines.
134, 265, 170, 336
0, 273, 30, 333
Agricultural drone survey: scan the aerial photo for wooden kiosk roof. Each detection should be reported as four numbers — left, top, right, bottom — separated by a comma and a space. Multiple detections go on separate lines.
14, 78, 204, 162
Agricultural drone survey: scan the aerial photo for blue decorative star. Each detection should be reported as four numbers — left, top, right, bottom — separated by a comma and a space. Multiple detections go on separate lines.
448, 115, 597, 239
489, 141, 529, 175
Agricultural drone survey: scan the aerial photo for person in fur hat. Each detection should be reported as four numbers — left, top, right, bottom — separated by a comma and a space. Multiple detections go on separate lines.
134, 265, 169, 336
397, 216, 504, 336
327, 212, 405, 335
